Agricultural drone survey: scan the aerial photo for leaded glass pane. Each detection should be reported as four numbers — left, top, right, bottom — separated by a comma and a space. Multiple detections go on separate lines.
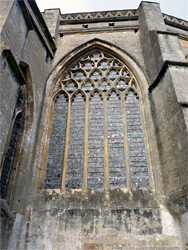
66, 93, 85, 189
88, 92, 104, 188
107, 69, 119, 80
90, 70, 102, 81
125, 91, 149, 188
99, 81, 111, 92
45, 94, 68, 189
65, 81, 77, 93
116, 79, 128, 91
107, 91, 126, 188
82, 81, 94, 92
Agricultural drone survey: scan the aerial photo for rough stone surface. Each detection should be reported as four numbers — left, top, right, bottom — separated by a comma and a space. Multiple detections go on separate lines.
23, 190, 182, 250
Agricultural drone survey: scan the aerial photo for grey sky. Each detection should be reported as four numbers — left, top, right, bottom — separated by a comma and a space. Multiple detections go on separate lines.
36, 0, 188, 20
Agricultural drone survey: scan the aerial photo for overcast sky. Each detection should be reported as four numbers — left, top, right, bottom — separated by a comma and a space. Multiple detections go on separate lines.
35, 0, 188, 20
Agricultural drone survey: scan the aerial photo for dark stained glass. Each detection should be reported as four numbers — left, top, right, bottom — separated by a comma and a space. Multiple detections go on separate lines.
88, 92, 104, 189
45, 93, 68, 189
125, 91, 149, 188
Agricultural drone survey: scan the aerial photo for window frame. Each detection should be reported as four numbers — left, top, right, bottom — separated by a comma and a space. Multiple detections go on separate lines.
44, 48, 150, 191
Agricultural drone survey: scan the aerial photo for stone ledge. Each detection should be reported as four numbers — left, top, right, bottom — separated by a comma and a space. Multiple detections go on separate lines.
163, 13, 188, 28
164, 19, 188, 31
34, 188, 159, 211
60, 16, 138, 25
59, 25, 139, 35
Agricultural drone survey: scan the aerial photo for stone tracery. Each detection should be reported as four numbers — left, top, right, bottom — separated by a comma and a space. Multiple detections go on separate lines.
44, 49, 149, 190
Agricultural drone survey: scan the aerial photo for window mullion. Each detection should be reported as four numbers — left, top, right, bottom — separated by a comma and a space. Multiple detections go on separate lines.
121, 97, 132, 192
103, 97, 109, 191
61, 96, 71, 191
82, 95, 89, 191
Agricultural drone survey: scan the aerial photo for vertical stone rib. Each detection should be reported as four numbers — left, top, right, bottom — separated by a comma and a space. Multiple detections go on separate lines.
61, 96, 71, 191
103, 97, 109, 191
83, 95, 89, 190
121, 97, 131, 191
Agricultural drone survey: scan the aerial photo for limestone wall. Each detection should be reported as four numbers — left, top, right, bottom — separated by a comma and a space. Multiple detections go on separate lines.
23, 190, 182, 250
0, 0, 56, 248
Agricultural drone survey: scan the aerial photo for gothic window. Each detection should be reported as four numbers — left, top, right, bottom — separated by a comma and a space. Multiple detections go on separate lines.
0, 86, 26, 198
44, 49, 150, 190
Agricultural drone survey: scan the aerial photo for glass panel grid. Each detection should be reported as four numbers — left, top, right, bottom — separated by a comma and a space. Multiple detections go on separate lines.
45, 49, 150, 190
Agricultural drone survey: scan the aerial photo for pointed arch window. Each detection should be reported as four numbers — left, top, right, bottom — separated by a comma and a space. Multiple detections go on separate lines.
44, 49, 149, 190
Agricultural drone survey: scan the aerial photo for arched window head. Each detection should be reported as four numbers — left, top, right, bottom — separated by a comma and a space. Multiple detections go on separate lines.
45, 48, 150, 191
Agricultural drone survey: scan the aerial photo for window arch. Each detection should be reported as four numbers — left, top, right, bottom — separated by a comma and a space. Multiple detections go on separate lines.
44, 48, 149, 190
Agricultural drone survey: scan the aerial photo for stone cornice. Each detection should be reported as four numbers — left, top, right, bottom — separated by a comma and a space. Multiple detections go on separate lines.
163, 13, 188, 28
59, 9, 188, 32
60, 9, 138, 24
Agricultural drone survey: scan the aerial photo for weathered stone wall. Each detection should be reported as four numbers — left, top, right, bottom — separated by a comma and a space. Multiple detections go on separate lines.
138, 2, 188, 196
22, 190, 182, 250
0, 55, 20, 164
0, 0, 56, 248
43, 9, 61, 42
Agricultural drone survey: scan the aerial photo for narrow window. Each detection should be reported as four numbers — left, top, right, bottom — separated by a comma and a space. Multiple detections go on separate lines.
125, 91, 149, 188
45, 93, 68, 189
88, 92, 104, 189
66, 93, 85, 189
107, 91, 126, 188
